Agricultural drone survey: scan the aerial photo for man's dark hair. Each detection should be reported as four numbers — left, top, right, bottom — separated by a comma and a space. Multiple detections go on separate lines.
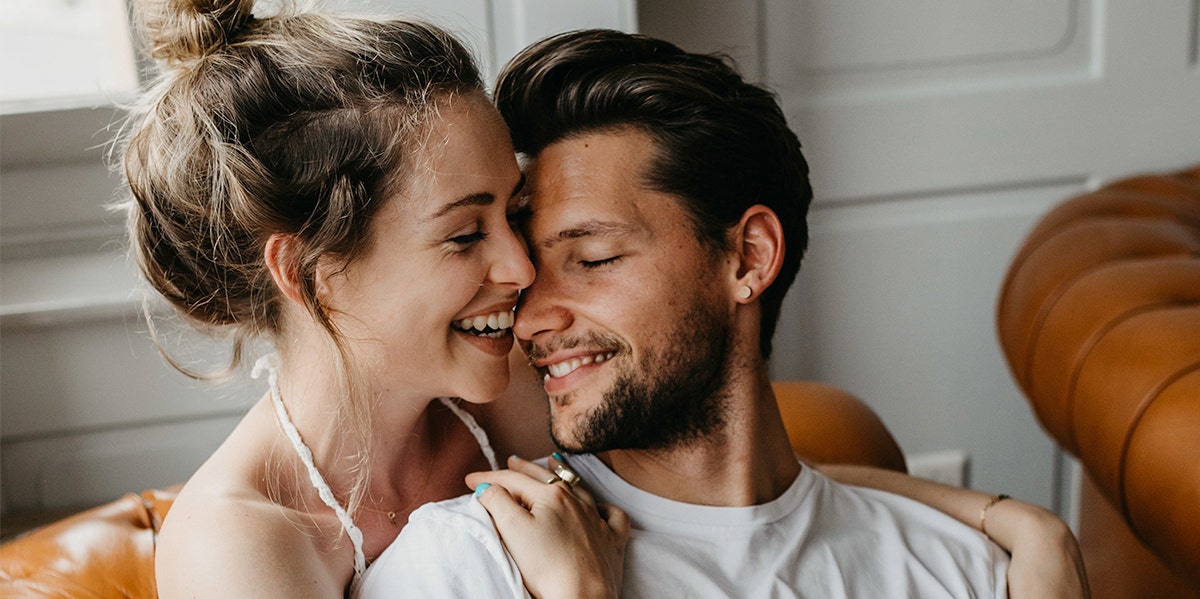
495, 29, 813, 358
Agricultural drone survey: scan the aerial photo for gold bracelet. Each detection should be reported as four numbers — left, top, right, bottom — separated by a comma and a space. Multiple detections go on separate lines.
979, 494, 1011, 538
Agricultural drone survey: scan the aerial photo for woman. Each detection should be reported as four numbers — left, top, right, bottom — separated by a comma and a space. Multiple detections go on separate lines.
122, 1, 622, 595
122, 1, 1081, 597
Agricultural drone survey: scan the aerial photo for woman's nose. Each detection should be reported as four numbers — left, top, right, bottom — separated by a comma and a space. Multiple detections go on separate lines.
490, 226, 535, 290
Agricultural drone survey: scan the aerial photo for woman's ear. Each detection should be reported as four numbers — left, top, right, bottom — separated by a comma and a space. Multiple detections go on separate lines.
731, 205, 785, 304
264, 233, 307, 306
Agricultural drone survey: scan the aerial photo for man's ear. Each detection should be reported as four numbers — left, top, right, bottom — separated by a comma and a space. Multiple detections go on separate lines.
264, 233, 307, 306
730, 205, 785, 304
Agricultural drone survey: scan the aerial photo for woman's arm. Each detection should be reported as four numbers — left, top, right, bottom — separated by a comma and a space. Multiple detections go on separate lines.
819, 464, 1089, 599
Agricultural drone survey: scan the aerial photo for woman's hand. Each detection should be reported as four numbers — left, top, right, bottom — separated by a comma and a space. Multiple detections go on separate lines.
818, 464, 1089, 599
466, 455, 630, 599
986, 495, 1090, 599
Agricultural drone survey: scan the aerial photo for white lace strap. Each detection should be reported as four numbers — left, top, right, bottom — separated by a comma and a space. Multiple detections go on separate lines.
253, 354, 367, 581
437, 397, 499, 471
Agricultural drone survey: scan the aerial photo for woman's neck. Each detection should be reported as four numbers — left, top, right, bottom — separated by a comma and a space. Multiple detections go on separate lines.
268, 349, 488, 531
269, 349, 428, 494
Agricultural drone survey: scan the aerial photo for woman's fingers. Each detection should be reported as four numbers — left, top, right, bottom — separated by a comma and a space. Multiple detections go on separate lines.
467, 457, 629, 548
469, 466, 629, 599
469, 468, 550, 496
473, 482, 534, 529
468, 469, 581, 515
505, 454, 557, 481
597, 502, 631, 540
468, 455, 596, 505
526, 454, 597, 503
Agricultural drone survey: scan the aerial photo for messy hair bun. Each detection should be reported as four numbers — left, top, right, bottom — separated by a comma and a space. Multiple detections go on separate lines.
118, 0, 484, 515
121, 1, 482, 356
134, 0, 255, 63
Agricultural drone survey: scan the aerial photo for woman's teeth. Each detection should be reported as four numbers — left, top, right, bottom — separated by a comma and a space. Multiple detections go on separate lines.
453, 310, 514, 338
545, 352, 616, 379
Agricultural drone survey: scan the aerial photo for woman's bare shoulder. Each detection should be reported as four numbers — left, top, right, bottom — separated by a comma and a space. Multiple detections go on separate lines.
155, 402, 349, 597
156, 488, 345, 597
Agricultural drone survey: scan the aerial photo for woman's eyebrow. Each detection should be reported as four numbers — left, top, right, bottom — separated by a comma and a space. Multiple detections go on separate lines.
427, 192, 496, 222
427, 175, 526, 221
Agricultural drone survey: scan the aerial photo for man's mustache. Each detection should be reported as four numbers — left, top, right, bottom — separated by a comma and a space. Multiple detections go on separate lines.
524, 330, 630, 364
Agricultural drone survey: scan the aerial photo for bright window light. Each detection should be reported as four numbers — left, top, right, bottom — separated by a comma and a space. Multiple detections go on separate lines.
0, 0, 138, 114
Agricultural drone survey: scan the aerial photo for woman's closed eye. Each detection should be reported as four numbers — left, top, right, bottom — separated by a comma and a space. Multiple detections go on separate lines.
448, 229, 487, 248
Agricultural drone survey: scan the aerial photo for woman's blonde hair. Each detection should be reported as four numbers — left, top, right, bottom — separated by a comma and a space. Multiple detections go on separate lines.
118, 0, 484, 514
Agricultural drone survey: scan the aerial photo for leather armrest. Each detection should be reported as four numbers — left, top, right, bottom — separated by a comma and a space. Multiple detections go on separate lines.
774, 380, 908, 473
996, 164, 1200, 586
0, 487, 177, 598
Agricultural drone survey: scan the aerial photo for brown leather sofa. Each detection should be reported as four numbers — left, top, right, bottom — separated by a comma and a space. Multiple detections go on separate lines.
997, 164, 1200, 597
0, 381, 906, 597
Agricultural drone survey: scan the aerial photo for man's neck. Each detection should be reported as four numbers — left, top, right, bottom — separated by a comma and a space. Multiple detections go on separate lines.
595, 372, 801, 507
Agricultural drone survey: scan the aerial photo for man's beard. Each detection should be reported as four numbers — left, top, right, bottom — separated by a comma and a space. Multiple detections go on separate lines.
550, 298, 733, 454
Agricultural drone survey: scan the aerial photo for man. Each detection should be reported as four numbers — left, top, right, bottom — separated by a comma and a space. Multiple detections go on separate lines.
360, 29, 1009, 597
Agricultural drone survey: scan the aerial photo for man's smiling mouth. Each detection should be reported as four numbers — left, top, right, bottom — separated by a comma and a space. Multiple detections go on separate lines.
544, 351, 617, 379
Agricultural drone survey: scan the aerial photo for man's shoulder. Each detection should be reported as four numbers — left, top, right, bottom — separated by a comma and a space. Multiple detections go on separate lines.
397, 494, 501, 550
605, 467, 1007, 598
357, 495, 527, 598
807, 473, 1009, 596
813, 472, 994, 549
409, 493, 487, 521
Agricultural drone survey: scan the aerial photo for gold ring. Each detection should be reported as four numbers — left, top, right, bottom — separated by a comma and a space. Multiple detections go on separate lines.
553, 464, 581, 488
544, 476, 559, 485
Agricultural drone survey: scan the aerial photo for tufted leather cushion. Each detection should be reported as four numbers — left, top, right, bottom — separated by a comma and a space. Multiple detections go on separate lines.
0, 488, 177, 598
774, 381, 907, 473
997, 164, 1200, 588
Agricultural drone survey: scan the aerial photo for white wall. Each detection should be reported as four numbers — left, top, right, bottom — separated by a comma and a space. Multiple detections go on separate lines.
643, 0, 1200, 518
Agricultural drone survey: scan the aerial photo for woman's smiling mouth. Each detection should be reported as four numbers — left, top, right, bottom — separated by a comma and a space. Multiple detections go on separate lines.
452, 309, 515, 338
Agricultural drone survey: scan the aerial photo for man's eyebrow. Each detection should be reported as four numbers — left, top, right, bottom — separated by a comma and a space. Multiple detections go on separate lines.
538, 220, 641, 249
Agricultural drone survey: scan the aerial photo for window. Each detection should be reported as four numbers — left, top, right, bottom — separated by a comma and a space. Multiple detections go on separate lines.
0, 0, 138, 114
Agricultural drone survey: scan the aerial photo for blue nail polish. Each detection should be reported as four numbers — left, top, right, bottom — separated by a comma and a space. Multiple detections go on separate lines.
511, 454, 521, 460
552, 452, 564, 462
474, 482, 491, 498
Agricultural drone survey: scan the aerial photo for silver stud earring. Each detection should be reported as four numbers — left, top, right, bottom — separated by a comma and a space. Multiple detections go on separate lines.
737, 285, 753, 300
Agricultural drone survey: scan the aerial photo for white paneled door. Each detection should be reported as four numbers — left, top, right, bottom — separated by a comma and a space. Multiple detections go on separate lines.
764, 1, 1200, 514
645, 0, 1200, 516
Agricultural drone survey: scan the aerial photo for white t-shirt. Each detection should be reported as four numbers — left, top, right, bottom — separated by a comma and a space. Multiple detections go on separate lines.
357, 454, 1009, 598
356, 494, 530, 598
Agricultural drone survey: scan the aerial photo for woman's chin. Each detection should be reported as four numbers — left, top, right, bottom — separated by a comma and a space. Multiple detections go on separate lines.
450, 370, 511, 404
